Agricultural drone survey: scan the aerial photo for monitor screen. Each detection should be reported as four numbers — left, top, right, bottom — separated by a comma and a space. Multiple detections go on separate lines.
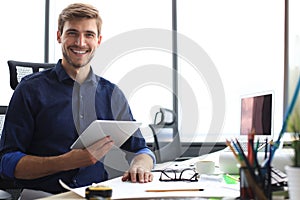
240, 93, 272, 135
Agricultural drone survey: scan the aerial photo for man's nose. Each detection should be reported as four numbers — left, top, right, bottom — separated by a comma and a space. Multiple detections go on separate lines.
75, 34, 86, 46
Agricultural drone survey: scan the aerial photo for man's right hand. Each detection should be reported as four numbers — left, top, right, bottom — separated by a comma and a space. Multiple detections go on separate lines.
70, 135, 114, 166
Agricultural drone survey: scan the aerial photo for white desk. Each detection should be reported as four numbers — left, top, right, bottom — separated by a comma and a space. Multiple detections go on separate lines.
39, 151, 240, 199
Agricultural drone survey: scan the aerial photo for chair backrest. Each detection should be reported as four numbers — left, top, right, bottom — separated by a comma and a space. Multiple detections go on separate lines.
149, 108, 182, 163
7, 60, 55, 90
0, 106, 7, 138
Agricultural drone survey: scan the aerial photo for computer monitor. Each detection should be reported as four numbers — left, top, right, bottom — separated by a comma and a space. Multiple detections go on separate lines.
219, 92, 279, 174
240, 92, 272, 136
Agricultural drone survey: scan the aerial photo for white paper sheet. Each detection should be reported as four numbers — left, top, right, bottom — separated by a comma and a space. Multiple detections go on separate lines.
59, 172, 239, 199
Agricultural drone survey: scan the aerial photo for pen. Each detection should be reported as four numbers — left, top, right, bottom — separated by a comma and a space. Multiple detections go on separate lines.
231, 139, 245, 166
254, 138, 260, 167
146, 188, 204, 192
235, 139, 249, 165
248, 133, 254, 166
225, 139, 238, 159
264, 138, 268, 160
255, 138, 260, 152
234, 139, 257, 179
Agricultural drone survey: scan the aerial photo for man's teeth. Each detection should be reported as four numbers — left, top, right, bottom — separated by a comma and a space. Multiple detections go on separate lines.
73, 50, 86, 54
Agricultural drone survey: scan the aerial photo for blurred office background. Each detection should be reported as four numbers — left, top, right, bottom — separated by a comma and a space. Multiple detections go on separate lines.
0, 0, 298, 150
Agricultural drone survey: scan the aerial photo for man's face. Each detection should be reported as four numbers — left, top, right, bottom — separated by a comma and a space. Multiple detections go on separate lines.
57, 18, 101, 69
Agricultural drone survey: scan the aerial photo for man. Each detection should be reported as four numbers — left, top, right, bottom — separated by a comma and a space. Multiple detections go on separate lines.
0, 3, 155, 196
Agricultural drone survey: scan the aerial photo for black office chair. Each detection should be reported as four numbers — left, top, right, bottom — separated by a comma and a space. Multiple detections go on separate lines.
7, 60, 55, 90
4, 61, 55, 199
0, 106, 7, 115
149, 108, 183, 163
0, 106, 7, 138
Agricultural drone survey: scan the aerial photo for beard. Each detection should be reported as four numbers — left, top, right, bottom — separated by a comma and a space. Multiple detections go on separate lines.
62, 46, 95, 69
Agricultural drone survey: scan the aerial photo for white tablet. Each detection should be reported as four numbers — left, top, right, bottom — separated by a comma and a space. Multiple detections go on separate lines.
70, 120, 142, 149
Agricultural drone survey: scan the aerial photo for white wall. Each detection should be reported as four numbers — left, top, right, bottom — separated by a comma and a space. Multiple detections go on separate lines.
0, 0, 45, 105
176, 0, 285, 143
289, 0, 300, 90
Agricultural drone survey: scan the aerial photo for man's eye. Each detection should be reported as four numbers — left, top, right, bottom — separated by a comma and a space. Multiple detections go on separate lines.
67, 31, 77, 36
86, 33, 95, 38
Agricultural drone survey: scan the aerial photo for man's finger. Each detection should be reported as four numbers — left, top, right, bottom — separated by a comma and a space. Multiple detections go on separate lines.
130, 170, 137, 183
137, 169, 145, 183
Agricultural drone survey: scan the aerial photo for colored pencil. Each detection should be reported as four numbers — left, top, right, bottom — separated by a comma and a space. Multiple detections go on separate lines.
146, 188, 204, 192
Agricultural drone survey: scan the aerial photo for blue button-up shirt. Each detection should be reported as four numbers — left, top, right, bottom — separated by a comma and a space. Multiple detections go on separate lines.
0, 60, 155, 193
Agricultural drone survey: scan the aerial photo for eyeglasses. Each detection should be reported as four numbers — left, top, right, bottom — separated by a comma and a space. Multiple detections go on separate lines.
159, 168, 198, 182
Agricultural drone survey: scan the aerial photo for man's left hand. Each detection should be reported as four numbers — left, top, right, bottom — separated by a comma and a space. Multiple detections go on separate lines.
121, 154, 153, 183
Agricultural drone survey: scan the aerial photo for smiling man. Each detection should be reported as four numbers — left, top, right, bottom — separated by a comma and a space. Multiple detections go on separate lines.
0, 3, 155, 198
58, 14, 101, 82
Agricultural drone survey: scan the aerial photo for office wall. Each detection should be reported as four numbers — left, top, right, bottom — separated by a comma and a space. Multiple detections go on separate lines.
0, 0, 45, 105
176, 0, 285, 143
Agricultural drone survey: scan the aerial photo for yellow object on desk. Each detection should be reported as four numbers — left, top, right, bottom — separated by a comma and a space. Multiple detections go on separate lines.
85, 185, 112, 200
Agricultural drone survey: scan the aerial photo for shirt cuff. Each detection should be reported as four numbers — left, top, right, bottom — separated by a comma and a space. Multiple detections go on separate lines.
0, 151, 26, 178
135, 148, 156, 166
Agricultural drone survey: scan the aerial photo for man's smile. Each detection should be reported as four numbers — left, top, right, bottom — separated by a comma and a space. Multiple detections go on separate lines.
70, 48, 90, 55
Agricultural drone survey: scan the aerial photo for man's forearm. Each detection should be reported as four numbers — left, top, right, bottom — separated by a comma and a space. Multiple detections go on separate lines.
14, 154, 69, 179
14, 149, 89, 179
14, 138, 114, 179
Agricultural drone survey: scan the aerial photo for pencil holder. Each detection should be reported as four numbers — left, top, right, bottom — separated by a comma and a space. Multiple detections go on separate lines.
239, 166, 271, 200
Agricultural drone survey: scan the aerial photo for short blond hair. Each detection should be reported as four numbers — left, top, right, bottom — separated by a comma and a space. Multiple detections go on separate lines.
58, 3, 102, 36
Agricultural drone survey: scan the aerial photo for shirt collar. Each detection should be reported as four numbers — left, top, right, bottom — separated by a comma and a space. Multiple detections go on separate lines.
85, 67, 98, 85
54, 59, 73, 83
54, 59, 98, 85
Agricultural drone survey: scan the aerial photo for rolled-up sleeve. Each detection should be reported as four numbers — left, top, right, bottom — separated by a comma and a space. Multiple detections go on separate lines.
0, 151, 26, 178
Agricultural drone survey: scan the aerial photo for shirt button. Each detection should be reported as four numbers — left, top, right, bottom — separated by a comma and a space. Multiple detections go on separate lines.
80, 115, 83, 119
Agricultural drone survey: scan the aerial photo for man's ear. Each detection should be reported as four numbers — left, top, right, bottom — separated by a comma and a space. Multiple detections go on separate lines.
97, 35, 102, 47
57, 31, 62, 43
